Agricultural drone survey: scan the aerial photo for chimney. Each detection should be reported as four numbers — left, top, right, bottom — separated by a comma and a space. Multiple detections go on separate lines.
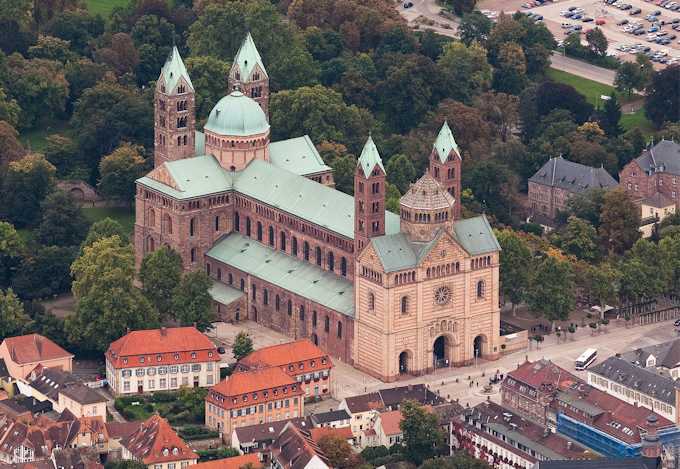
641, 414, 662, 460
160, 327, 167, 336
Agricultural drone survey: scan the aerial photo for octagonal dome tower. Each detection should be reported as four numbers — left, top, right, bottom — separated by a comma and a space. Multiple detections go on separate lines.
399, 172, 455, 242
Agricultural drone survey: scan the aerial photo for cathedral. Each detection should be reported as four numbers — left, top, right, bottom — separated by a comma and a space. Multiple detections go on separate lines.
134, 34, 502, 382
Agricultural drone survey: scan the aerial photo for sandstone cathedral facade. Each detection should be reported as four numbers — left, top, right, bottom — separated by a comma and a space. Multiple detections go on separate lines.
134, 34, 502, 382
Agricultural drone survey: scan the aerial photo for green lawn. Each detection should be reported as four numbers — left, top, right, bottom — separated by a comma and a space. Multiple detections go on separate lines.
621, 107, 656, 133
81, 207, 135, 235
85, 0, 130, 17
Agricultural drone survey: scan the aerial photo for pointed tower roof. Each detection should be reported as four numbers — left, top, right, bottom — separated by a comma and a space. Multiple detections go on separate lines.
357, 135, 385, 178
234, 32, 268, 80
433, 121, 460, 163
160, 46, 193, 93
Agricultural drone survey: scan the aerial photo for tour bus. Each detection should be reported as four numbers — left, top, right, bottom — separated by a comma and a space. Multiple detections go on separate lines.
575, 348, 598, 370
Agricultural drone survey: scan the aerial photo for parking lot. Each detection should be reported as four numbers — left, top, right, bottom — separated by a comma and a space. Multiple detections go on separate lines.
531, 0, 680, 64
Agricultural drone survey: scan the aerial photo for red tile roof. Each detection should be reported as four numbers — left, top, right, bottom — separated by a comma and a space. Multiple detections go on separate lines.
239, 340, 332, 371
2, 334, 73, 365
106, 327, 219, 368
121, 415, 197, 464
194, 454, 262, 469
308, 427, 353, 443
209, 368, 303, 410
379, 410, 404, 436
506, 359, 579, 391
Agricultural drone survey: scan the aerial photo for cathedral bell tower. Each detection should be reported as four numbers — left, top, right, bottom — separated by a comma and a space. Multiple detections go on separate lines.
354, 136, 386, 255
429, 121, 462, 218
154, 46, 195, 167
228, 33, 270, 120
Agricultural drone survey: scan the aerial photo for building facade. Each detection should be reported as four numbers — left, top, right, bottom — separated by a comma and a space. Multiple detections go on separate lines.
134, 36, 501, 383
620, 140, 680, 207
0, 334, 74, 380
120, 415, 197, 469
105, 327, 220, 395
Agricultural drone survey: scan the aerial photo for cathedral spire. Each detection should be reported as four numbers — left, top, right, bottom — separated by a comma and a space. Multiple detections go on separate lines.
159, 46, 194, 94
429, 121, 462, 219
229, 33, 270, 119
234, 32, 268, 80
357, 135, 386, 179
354, 135, 386, 253
433, 121, 460, 163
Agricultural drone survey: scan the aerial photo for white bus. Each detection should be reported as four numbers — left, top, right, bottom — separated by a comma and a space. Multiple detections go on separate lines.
575, 348, 597, 370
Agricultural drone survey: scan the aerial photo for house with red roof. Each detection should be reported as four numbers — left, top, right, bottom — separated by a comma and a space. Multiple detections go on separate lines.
0, 335, 73, 380
120, 415, 197, 469
193, 454, 262, 469
205, 368, 304, 440
236, 339, 332, 399
105, 327, 220, 395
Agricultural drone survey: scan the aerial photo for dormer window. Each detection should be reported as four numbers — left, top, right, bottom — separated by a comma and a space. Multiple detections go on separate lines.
140, 357, 145, 363
191, 352, 197, 359
172, 448, 178, 455
123, 358, 128, 365
157, 354, 162, 362
163, 449, 169, 456
311, 360, 316, 368
208, 352, 213, 358
263, 391, 268, 398
178, 85, 185, 94
174, 353, 180, 360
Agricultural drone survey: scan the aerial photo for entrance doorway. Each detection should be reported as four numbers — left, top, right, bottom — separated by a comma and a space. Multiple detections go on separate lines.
474, 335, 484, 359
433, 336, 449, 368
399, 351, 410, 374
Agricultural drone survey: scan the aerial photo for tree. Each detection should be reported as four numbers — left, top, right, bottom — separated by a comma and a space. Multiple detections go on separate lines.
232, 331, 253, 361
317, 434, 363, 468
459, 11, 493, 46
586, 28, 608, 57
0, 88, 20, 128
130, 14, 174, 85
437, 41, 491, 105
0, 120, 24, 169
584, 262, 620, 314
270, 85, 375, 155
475, 92, 519, 142
492, 43, 527, 95
386, 154, 416, 193
44, 134, 79, 177
140, 246, 183, 318
599, 94, 622, 137
615, 61, 644, 97
555, 216, 599, 262
536, 81, 593, 125
185, 56, 230, 119
660, 233, 680, 294
1, 153, 56, 228
67, 236, 158, 352
98, 143, 147, 204
11, 245, 77, 300
47, 10, 104, 56
0, 221, 24, 289
565, 188, 606, 227
496, 229, 531, 313
463, 159, 518, 224
95, 33, 139, 76
82, 218, 129, 249
400, 400, 444, 465
620, 239, 672, 301
645, 65, 680, 128
420, 454, 491, 469
0, 288, 30, 337
64, 59, 110, 107
599, 188, 640, 255
171, 271, 215, 332
447, 0, 477, 16
37, 190, 89, 247
526, 256, 575, 330
318, 142, 357, 195
27, 35, 74, 63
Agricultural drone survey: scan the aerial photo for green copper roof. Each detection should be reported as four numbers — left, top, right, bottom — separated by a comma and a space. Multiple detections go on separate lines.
204, 91, 269, 137
195, 130, 205, 155
233, 32, 268, 81
137, 155, 233, 200
433, 121, 460, 163
369, 215, 499, 272
357, 135, 385, 178
209, 281, 244, 305
269, 136, 332, 177
206, 234, 354, 317
160, 46, 193, 93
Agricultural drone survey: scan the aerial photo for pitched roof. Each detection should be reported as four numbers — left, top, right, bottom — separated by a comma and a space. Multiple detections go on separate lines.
239, 340, 331, 370
433, 121, 460, 163
27, 367, 104, 405
379, 410, 404, 436
399, 172, 455, 210
2, 334, 73, 365
232, 32, 268, 81
60, 383, 106, 406
309, 409, 350, 426
211, 368, 297, 397
538, 457, 660, 469
343, 384, 444, 414
233, 417, 310, 445
194, 454, 262, 469
343, 392, 383, 413
121, 415, 197, 464
357, 135, 385, 178
208, 281, 244, 306
269, 136, 332, 177
159, 46, 193, 93
206, 234, 355, 317
308, 426, 353, 443
271, 424, 329, 469
621, 339, 680, 370
529, 156, 618, 193
634, 139, 680, 176
105, 422, 139, 440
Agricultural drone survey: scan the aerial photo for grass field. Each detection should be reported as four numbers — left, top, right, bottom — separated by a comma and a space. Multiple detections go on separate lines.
81, 207, 135, 235
85, 0, 130, 17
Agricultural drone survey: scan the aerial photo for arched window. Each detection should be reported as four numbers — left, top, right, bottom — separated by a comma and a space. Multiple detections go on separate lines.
240, 279, 245, 291
316, 247, 322, 266
401, 296, 409, 314
148, 209, 156, 227
337, 321, 342, 339
292, 237, 298, 256
275, 295, 280, 311
328, 251, 334, 271
190, 247, 197, 263
246, 217, 251, 236
312, 310, 317, 327
214, 216, 220, 232
280, 231, 286, 252
251, 284, 257, 301
269, 226, 274, 246
189, 217, 197, 237
263, 289, 269, 305
299, 304, 305, 321
324, 316, 330, 333
368, 292, 375, 310
146, 236, 155, 253
234, 212, 240, 232
163, 214, 172, 234
477, 280, 485, 299
228, 273, 233, 285
304, 242, 310, 261
341, 257, 347, 277
257, 222, 263, 241
287, 299, 292, 316
206, 263, 211, 276
217, 268, 222, 281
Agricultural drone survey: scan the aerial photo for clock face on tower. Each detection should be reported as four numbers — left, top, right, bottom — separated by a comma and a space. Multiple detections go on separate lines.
434, 286, 452, 305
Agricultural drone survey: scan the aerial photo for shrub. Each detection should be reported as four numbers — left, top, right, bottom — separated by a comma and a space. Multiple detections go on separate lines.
151, 391, 177, 403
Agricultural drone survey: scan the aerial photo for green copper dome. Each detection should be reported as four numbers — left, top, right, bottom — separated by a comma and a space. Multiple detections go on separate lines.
204, 91, 269, 137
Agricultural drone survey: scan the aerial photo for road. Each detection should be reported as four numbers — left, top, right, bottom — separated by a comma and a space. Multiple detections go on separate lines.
396, 0, 616, 86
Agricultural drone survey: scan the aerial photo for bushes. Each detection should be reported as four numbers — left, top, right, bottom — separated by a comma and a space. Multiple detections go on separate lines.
178, 426, 219, 441
151, 391, 176, 403
196, 447, 240, 462
114, 390, 205, 424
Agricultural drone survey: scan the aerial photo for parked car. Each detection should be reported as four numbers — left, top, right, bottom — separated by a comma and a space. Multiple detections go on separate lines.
583, 17, 594, 22
618, 18, 629, 25
596, 18, 606, 24
403, 1, 413, 7
631, 7, 642, 14
573, 13, 583, 19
